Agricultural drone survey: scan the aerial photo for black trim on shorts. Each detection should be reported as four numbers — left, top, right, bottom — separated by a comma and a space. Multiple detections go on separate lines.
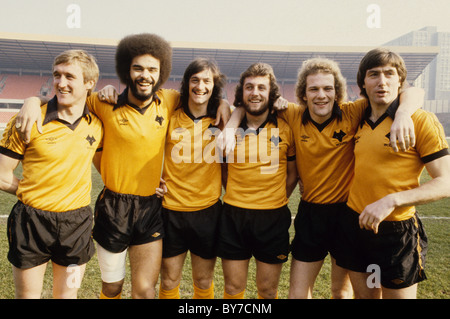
334, 205, 428, 289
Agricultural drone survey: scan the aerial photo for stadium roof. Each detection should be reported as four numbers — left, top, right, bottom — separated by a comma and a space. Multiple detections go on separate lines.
0, 32, 440, 84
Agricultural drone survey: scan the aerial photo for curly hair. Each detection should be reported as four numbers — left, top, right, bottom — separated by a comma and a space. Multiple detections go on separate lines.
295, 58, 347, 106
357, 48, 407, 99
234, 63, 280, 113
179, 57, 226, 118
115, 33, 172, 91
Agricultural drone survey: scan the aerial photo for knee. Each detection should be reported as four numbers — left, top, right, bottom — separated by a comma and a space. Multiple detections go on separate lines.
258, 289, 278, 299
193, 276, 213, 291
331, 284, 354, 299
257, 284, 278, 299
132, 285, 156, 299
160, 275, 181, 291
224, 281, 245, 296
288, 286, 311, 299
353, 288, 381, 299
102, 280, 124, 298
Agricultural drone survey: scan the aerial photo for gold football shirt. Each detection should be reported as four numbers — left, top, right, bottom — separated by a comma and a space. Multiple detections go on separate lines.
0, 97, 103, 211
348, 100, 449, 221
162, 108, 223, 211
87, 89, 180, 196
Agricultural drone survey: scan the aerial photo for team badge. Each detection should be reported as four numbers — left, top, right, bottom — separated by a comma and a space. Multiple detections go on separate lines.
270, 135, 281, 146
332, 130, 346, 142
155, 115, 164, 125
86, 135, 96, 146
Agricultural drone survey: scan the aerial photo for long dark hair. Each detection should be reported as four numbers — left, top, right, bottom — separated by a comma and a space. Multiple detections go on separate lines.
179, 57, 226, 118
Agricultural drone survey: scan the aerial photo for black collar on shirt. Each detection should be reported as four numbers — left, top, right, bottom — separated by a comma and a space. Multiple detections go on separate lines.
184, 107, 211, 122
302, 101, 342, 132
238, 112, 278, 136
43, 96, 91, 130
360, 96, 400, 129
113, 87, 161, 114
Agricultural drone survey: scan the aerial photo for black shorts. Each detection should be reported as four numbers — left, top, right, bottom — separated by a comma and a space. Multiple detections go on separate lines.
92, 188, 164, 253
334, 206, 428, 289
217, 203, 291, 264
162, 200, 222, 259
290, 200, 346, 262
7, 201, 95, 269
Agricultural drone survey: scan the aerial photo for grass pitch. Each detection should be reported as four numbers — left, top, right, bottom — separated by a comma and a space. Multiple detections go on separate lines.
0, 158, 448, 299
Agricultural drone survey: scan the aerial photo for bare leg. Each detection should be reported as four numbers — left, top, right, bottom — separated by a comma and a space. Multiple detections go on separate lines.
128, 240, 163, 299
52, 262, 86, 299
160, 252, 187, 292
255, 260, 283, 299
330, 257, 353, 299
382, 284, 417, 299
348, 270, 381, 299
191, 253, 216, 290
12, 263, 47, 299
288, 258, 323, 299
222, 259, 250, 297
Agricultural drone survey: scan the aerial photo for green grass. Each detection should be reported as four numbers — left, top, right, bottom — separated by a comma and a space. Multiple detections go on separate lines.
0, 155, 449, 299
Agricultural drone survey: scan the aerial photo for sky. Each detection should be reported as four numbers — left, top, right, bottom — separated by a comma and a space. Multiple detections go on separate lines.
1, 0, 450, 47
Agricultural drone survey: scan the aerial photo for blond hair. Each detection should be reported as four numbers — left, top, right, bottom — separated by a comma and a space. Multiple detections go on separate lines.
295, 58, 347, 106
53, 49, 99, 95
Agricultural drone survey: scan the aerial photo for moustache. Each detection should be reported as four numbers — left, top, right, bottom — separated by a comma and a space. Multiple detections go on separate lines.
135, 77, 156, 86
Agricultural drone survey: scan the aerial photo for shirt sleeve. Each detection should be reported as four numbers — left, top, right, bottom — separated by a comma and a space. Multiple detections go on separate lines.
340, 98, 368, 132
277, 102, 303, 127
413, 110, 449, 163
0, 115, 26, 159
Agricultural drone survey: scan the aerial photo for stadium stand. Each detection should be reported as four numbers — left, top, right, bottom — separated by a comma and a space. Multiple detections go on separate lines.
0, 75, 50, 100
0, 74, 448, 136
0, 109, 18, 129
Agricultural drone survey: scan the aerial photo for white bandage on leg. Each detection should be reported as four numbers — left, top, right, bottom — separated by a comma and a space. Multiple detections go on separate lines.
96, 244, 127, 283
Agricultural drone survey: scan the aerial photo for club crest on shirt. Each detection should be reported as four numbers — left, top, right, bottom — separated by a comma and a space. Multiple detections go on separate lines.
207, 123, 219, 135
86, 135, 96, 146
332, 130, 346, 142
270, 135, 281, 146
155, 115, 164, 125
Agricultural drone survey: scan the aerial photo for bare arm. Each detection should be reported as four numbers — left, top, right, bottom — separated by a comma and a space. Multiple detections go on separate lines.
93, 150, 102, 173
155, 178, 168, 199
221, 163, 228, 190
15, 96, 48, 143
390, 86, 425, 152
286, 160, 299, 198
215, 100, 231, 129
0, 154, 20, 195
359, 154, 450, 234
216, 106, 245, 155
